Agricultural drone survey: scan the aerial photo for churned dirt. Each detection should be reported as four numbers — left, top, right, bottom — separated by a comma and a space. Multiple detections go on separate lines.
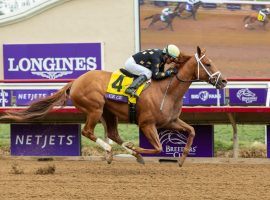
0, 157, 270, 200
140, 4, 270, 78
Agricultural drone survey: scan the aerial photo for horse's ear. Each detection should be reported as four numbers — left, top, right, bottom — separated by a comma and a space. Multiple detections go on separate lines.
197, 46, 201, 56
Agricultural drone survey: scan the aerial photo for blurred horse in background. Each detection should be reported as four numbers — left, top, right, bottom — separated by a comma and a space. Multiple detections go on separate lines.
0, 46, 227, 167
144, 12, 179, 31
244, 13, 270, 30
174, 1, 203, 20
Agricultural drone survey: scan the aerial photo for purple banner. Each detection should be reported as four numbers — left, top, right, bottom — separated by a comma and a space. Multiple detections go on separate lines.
13, 90, 56, 106
140, 125, 214, 157
229, 88, 267, 105
185, 88, 225, 106
182, 91, 189, 105
11, 124, 81, 156
3, 43, 103, 80
0, 90, 12, 106
267, 125, 270, 158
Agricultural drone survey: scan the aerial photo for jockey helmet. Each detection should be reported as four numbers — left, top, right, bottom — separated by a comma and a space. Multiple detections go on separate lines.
163, 44, 180, 58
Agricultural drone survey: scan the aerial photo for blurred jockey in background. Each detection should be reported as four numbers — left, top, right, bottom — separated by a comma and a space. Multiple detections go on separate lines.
161, 7, 173, 21
186, 0, 201, 12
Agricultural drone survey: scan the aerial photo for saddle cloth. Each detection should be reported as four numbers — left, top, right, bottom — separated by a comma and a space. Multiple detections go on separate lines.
106, 69, 147, 104
257, 11, 266, 22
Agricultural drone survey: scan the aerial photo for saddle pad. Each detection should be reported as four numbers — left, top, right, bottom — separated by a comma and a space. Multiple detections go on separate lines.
257, 12, 266, 22
106, 69, 146, 104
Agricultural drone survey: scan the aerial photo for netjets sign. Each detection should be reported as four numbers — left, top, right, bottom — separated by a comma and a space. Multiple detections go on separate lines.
3, 43, 103, 80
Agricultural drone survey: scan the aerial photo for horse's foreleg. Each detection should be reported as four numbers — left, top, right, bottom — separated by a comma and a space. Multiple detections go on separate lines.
102, 109, 145, 164
165, 118, 195, 167
124, 124, 162, 155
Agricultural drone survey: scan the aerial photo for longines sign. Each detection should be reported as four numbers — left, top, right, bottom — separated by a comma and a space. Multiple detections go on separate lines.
3, 43, 103, 80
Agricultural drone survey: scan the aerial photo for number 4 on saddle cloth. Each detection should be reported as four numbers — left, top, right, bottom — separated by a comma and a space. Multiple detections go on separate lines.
106, 69, 150, 104
106, 69, 150, 123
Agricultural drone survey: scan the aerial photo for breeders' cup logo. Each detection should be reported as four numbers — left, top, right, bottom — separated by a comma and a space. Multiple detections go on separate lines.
159, 130, 197, 157
237, 88, 257, 103
7, 57, 97, 79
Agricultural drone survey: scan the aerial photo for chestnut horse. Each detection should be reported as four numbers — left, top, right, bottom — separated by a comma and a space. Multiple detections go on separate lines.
0, 47, 227, 167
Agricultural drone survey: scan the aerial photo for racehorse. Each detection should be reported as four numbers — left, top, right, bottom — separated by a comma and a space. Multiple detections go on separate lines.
243, 13, 270, 30
174, 1, 202, 20
144, 12, 179, 31
0, 46, 227, 167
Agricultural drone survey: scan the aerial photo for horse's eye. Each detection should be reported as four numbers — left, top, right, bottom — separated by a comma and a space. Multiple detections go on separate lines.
205, 63, 211, 67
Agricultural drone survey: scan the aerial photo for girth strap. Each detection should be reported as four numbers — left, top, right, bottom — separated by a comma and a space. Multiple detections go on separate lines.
129, 103, 137, 124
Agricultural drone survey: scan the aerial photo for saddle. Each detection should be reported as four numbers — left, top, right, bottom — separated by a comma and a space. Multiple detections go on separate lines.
106, 69, 150, 123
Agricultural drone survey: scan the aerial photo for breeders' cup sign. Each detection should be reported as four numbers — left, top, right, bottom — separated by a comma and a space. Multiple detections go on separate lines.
140, 125, 214, 157
229, 88, 267, 105
3, 43, 103, 80
11, 124, 81, 156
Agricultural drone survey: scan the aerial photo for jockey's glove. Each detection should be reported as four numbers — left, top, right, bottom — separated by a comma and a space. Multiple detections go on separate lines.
165, 68, 178, 77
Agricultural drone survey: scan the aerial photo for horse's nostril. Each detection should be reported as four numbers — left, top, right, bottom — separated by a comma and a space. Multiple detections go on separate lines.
222, 79, 227, 84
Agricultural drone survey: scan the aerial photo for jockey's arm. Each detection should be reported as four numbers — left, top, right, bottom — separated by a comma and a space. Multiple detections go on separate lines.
150, 58, 167, 80
151, 59, 173, 80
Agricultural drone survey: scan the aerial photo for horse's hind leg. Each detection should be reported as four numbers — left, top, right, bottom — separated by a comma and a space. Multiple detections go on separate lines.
102, 109, 145, 164
82, 111, 113, 164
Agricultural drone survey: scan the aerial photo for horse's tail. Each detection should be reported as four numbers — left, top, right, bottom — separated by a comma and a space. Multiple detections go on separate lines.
0, 81, 73, 122
144, 15, 154, 20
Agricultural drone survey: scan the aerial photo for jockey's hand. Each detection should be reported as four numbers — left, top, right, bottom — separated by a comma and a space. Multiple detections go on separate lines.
170, 67, 178, 74
165, 68, 178, 77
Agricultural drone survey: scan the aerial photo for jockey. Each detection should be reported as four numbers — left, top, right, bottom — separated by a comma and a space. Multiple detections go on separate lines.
161, 7, 173, 21
124, 44, 180, 97
186, 0, 200, 11
258, 8, 270, 22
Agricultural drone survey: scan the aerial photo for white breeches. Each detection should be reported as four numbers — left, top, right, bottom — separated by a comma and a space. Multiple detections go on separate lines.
125, 56, 152, 79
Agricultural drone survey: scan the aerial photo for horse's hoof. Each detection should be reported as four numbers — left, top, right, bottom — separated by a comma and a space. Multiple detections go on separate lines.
123, 142, 135, 150
134, 153, 145, 165
178, 159, 185, 167
105, 150, 113, 164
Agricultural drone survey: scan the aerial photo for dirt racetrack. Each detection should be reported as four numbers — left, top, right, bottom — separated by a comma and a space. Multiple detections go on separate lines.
140, 5, 270, 79
0, 157, 270, 200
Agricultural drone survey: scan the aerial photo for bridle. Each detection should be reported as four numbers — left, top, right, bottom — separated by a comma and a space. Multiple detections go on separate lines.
175, 53, 221, 86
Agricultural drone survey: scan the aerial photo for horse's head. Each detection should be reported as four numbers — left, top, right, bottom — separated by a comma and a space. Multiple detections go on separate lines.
175, 46, 227, 89
193, 46, 227, 89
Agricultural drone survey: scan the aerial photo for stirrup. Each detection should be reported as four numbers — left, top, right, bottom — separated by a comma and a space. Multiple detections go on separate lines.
125, 88, 139, 98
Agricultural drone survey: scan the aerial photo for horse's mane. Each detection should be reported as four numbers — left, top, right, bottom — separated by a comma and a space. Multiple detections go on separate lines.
175, 53, 192, 69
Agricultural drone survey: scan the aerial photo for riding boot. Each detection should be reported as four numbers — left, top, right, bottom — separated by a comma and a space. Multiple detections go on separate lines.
125, 75, 147, 98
